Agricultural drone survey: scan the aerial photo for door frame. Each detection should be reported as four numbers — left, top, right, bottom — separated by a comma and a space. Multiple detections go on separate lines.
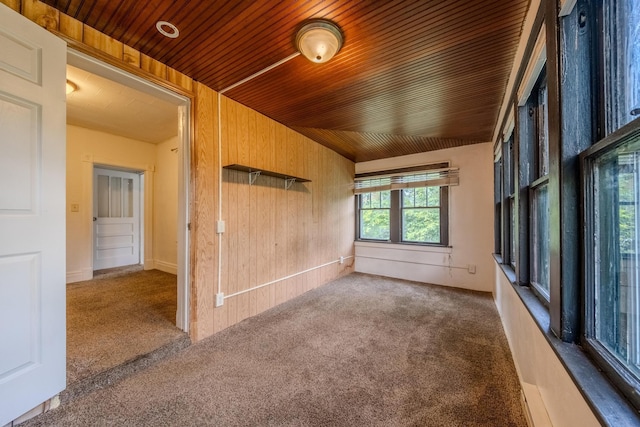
68, 49, 192, 332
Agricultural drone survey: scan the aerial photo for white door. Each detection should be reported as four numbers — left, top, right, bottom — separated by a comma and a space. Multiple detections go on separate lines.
93, 167, 141, 270
0, 4, 67, 425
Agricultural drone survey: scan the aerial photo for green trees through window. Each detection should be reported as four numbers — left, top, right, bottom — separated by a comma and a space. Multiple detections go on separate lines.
359, 191, 390, 240
402, 187, 441, 243
358, 186, 447, 245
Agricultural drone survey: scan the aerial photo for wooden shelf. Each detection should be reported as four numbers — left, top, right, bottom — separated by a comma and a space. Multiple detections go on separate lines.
223, 164, 311, 189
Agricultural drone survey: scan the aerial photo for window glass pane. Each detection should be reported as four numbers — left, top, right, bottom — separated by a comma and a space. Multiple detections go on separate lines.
403, 187, 432, 208
532, 184, 550, 298
538, 80, 549, 176
110, 177, 122, 218
427, 187, 440, 207
593, 137, 640, 379
416, 187, 428, 206
604, 1, 640, 134
380, 190, 391, 208
402, 208, 439, 243
360, 209, 390, 240
123, 178, 134, 218
369, 190, 391, 208
403, 188, 416, 207
361, 192, 371, 208
97, 175, 109, 218
510, 196, 516, 267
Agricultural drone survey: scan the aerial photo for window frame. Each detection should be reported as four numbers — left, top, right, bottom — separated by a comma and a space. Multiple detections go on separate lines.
581, 120, 640, 412
527, 68, 551, 302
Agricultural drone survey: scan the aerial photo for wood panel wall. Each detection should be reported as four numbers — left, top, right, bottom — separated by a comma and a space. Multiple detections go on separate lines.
215, 97, 355, 333
3, 0, 355, 341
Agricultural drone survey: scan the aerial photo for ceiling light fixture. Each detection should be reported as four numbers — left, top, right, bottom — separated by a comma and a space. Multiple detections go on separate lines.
295, 19, 343, 63
156, 20, 179, 39
66, 80, 77, 95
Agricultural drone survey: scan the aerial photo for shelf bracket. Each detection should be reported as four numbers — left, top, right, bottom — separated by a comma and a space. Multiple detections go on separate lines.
284, 178, 296, 190
249, 170, 261, 185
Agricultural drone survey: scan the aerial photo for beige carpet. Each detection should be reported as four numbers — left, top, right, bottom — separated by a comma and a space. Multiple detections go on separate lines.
66, 269, 190, 389
27, 273, 526, 426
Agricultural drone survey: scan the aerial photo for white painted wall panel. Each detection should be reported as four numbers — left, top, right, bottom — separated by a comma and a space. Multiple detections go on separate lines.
355, 143, 494, 292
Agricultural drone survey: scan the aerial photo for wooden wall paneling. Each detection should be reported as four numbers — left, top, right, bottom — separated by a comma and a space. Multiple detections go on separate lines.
252, 110, 270, 312
237, 169, 251, 323
226, 171, 239, 327
296, 134, 306, 296
256, 170, 270, 314
220, 97, 229, 167
122, 45, 141, 68
235, 104, 251, 320
236, 101, 250, 166
302, 139, 313, 292
216, 169, 230, 334
167, 68, 193, 92
248, 112, 258, 316
288, 131, 299, 299
191, 82, 217, 341
274, 124, 287, 305
286, 130, 297, 299
306, 141, 318, 291
82, 25, 123, 60
58, 13, 82, 41
0, 0, 20, 12
141, 53, 167, 80
22, 0, 58, 31
226, 98, 238, 165
267, 121, 277, 308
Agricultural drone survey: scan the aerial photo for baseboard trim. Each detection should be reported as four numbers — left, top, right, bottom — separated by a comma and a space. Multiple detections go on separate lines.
521, 383, 552, 427
154, 260, 177, 275
66, 268, 93, 284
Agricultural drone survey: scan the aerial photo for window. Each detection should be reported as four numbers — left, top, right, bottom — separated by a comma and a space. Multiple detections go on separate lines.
401, 187, 443, 244
529, 70, 550, 300
355, 165, 456, 246
494, 157, 502, 255
603, 1, 640, 135
359, 191, 390, 240
583, 128, 640, 409
503, 136, 516, 267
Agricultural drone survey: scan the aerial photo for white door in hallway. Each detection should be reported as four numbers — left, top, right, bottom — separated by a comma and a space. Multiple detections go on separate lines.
93, 167, 141, 270
0, 4, 67, 425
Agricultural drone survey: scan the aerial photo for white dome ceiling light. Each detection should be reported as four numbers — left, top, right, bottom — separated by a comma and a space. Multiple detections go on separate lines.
295, 19, 343, 64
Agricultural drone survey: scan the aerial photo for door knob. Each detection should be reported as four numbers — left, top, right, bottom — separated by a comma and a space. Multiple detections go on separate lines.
93, 217, 97, 221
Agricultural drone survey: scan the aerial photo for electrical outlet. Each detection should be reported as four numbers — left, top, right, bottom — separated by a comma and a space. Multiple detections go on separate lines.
216, 220, 225, 234
215, 293, 224, 307
339, 256, 344, 264
468, 264, 476, 274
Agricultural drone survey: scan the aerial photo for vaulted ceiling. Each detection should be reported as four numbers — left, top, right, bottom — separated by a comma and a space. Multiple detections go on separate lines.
44, 0, 530, 162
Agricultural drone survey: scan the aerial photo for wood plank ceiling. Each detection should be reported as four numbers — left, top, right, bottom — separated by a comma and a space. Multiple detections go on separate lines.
43, 0, 530, 162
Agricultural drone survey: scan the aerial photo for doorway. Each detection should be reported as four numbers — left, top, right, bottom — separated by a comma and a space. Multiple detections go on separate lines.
66, 49, 191, 332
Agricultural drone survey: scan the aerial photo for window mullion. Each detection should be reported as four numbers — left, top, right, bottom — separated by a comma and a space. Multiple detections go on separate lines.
390, 190, 400, 243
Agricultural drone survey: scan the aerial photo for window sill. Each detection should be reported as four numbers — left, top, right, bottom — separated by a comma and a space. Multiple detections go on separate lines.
355, 240, 452, 252
494, 257, 640, 427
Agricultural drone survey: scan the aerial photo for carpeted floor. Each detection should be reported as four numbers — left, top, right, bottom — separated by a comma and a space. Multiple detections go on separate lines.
66, 269, 189, 385
27, 273, 526, 426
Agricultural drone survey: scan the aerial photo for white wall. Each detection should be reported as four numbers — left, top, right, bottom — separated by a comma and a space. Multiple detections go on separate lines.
66, 125, 177, 282
152, 136, 178, 274
494, 264, 600, 426
355, 142, 494, 292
